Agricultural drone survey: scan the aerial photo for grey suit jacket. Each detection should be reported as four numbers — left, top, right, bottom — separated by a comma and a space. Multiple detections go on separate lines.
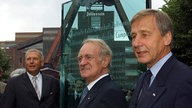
77, 75, 127, 108
0, 72, 60, 108
129, 55, 192, 108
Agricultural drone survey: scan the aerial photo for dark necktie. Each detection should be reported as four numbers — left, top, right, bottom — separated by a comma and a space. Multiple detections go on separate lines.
79, 87, 89, 103
76, 94, 80, 100
75, 94, 81, 104
137, 70, 152, 107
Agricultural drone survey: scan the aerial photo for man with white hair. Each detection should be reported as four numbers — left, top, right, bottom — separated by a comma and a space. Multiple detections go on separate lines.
0, 48, 60, 108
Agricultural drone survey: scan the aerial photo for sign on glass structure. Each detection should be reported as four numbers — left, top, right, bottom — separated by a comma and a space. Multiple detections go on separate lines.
60, 0, 147, 107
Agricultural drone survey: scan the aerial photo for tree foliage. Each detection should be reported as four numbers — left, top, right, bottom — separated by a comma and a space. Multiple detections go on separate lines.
0, 49, 11, 75
162, 0, 192, 66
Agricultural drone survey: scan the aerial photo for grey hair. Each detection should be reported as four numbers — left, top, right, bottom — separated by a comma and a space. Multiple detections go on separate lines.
81, 38, 112, 67
25, 48, 44, 60
131, 9, 173, 37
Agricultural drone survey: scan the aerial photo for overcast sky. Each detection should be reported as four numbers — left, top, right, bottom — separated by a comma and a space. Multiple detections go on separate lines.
0, 0, 165, 41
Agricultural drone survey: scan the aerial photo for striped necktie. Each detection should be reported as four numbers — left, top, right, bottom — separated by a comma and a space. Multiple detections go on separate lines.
32, 76, 40, 100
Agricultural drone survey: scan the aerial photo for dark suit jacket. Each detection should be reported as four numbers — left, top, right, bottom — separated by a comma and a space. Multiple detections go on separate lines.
0, 72, 60, 108
67, 91, 81, 108
0, 92, 2, 101
129, 55, 192, 108
77, 75, 127, 108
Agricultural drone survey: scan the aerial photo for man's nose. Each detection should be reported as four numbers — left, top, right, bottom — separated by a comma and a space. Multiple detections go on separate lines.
132, 36, 142, 47
79, 57, 88, 65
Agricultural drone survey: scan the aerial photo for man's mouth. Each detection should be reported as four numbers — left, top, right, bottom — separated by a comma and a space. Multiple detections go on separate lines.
136, 50, 148, 57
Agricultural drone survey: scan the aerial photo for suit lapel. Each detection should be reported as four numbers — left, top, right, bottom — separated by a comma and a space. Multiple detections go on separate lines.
22, 73, 39, 99
78, 76, 111, 108
130, 73, 145, 106
147, 55, 177, 107
151, 86, 166, 107
41, 74, 50, 99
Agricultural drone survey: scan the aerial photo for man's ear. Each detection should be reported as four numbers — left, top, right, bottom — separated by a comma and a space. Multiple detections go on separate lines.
41, 61, 44, 67
102, 55, 111, 68
163, 31, 172, 46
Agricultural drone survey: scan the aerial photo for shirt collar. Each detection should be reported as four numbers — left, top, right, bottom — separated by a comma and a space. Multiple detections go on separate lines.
87, 73, 109, 90
150, 52, 172, 77
27, 72, 41, 80
74, 90, 81, 95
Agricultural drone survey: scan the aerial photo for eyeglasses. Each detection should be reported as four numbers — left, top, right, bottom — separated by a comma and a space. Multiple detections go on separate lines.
77, 54, 96, 63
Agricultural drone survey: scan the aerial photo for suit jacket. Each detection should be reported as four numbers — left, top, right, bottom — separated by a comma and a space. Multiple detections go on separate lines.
129, 55, 192, 108
0, 72, 60, 108
67, 90, 81, 108
77, 75, 127, 108
0, 92, 2, 101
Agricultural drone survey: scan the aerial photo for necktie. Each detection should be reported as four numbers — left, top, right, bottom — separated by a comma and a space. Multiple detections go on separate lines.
79, 87, 89, 103
75, 94, 81, 103
137, 70, 152, 107
75, 94, 80, 100
143, 70, 152, 87
32, 76, 40, 100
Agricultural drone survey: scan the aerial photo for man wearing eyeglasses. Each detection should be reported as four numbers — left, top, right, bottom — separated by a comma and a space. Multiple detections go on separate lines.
77, 38, 127, 108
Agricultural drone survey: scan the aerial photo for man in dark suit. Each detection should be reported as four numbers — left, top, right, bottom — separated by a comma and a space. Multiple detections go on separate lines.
77, 38, 127, 108
68, 79, 85, 108
0, 48, 60, 108
129, 9, 192, 108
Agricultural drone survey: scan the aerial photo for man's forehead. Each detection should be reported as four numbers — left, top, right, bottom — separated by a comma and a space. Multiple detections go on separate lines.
26, 52, 41, 57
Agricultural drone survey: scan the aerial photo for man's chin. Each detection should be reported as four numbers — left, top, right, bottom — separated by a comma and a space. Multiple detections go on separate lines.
138, 59, 148, 64
28, 69, 38, 73
80, 74, 88, 79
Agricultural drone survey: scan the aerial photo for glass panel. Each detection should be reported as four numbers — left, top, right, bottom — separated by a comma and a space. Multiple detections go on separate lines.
91, 16, 101, 29
61, 0, 146, 107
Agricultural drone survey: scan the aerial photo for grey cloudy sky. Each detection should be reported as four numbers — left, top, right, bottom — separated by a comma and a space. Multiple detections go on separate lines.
0, 0, 165, 41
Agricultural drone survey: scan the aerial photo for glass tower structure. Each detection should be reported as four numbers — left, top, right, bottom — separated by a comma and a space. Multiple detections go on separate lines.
60, 0, 146, 107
